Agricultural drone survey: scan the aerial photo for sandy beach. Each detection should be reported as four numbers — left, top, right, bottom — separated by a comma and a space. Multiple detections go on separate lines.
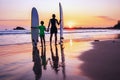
0, 39, 120, 80
79, 39, 120, 80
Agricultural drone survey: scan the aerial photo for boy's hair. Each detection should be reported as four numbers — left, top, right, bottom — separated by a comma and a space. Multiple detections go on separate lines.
40, 21, 44, 25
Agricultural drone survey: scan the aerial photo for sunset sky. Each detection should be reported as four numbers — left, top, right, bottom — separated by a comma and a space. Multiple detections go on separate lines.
0, 0, 120, 30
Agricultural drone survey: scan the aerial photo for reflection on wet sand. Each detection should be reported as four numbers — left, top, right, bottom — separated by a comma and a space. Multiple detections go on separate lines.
32, 43, 66, 80
60, 44, 66, 80
49, 44, 59, 74
49, 43, 66, 79
41, 46, 48, 70
32, 47, 42, 80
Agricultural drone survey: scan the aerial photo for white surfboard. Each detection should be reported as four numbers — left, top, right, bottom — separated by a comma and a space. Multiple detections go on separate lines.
31, 7, 39, 47
59, 3, 64, 43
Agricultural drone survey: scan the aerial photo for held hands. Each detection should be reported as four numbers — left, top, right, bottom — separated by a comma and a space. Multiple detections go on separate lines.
47, 28, 49, 32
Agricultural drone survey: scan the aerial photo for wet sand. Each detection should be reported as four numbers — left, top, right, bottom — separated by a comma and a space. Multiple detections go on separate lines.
79, 39, 120, 80
0, 39, 120, 80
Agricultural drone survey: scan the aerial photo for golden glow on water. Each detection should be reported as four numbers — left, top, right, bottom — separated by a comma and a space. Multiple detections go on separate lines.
65, 40, 93, 54
70, 39, 73, 46
60, 40, 93, 77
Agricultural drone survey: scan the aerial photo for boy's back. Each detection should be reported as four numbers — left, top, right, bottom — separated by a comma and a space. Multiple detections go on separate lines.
38, 25, 45, 36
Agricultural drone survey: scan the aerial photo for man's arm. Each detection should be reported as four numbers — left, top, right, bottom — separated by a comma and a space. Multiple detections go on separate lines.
56, 19, 61, 25
47, 19, 51, 32
56, 19, 60, 25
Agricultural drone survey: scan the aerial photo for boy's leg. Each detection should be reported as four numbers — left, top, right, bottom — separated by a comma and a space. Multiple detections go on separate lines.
43, 35, 45, 46
40, 36, 43, 47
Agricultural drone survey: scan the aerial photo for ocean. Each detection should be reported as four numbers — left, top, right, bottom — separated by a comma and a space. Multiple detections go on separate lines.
0, 29, 120, 46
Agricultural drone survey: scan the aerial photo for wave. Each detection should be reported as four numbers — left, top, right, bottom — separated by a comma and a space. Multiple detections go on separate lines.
0, 30, 30, 35
0, 29, 120, 46
0, 29, 120, 35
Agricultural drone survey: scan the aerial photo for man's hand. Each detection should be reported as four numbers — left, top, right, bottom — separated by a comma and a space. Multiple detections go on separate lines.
47, 28, 49, 32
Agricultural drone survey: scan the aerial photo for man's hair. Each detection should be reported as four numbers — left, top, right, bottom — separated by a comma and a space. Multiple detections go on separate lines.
52, 14, 56, 18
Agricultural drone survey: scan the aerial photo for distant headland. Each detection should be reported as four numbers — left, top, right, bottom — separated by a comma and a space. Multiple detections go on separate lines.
13, 26, 26, 30
113, 20, 120, 29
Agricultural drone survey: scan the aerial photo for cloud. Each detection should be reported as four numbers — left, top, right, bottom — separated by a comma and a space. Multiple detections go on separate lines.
96, 16, 116, 21
0, 19, 30, 21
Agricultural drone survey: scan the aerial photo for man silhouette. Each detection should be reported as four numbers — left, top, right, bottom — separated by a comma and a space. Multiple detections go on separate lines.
47, 14, 61, 45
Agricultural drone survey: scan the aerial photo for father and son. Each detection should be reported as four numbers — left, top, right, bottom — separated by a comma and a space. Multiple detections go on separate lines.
38, 14, 61, 47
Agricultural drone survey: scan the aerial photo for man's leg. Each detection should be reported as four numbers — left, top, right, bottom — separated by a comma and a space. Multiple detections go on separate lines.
55, 33, 57, 45
50, 33, 53, 45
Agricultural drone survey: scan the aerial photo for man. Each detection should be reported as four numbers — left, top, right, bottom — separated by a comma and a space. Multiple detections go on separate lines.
47, 14, 61, 45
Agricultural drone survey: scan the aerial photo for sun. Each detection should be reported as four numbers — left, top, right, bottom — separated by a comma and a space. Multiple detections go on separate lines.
67, 21, 75, 28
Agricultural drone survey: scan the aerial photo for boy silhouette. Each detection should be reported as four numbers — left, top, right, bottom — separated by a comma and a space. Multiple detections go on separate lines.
38, 21, 46, 47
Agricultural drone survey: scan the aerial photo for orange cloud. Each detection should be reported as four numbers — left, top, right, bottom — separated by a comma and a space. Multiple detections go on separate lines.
96, 16, 116, 21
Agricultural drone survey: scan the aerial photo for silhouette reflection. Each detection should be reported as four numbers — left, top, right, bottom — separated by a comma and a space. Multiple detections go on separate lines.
41, 46, 48, 70
50, 45, 59, 74
60, 44, 66, 80
32, 47, 42, 80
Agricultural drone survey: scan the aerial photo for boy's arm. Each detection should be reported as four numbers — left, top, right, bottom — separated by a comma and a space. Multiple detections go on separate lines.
37, 26, 39, 29
31, 26, 39, 29
44, 26, 47, 31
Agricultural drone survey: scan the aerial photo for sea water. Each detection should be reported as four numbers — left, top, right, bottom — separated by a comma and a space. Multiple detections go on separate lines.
0, 29, 120, 46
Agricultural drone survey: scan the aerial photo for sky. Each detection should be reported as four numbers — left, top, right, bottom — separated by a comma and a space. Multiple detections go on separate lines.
0, 0, 120, 30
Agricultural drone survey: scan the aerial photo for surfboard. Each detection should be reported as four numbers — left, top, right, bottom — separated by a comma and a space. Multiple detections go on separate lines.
59, 3, 64, 43
31, 7, 39, 47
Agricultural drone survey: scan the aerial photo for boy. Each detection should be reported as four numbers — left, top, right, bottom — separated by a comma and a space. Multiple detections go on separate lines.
38, 21, 46, 47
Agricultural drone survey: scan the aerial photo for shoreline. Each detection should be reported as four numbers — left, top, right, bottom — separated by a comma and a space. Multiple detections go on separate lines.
0, 36, 120, 46
0, 29, 120, 46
